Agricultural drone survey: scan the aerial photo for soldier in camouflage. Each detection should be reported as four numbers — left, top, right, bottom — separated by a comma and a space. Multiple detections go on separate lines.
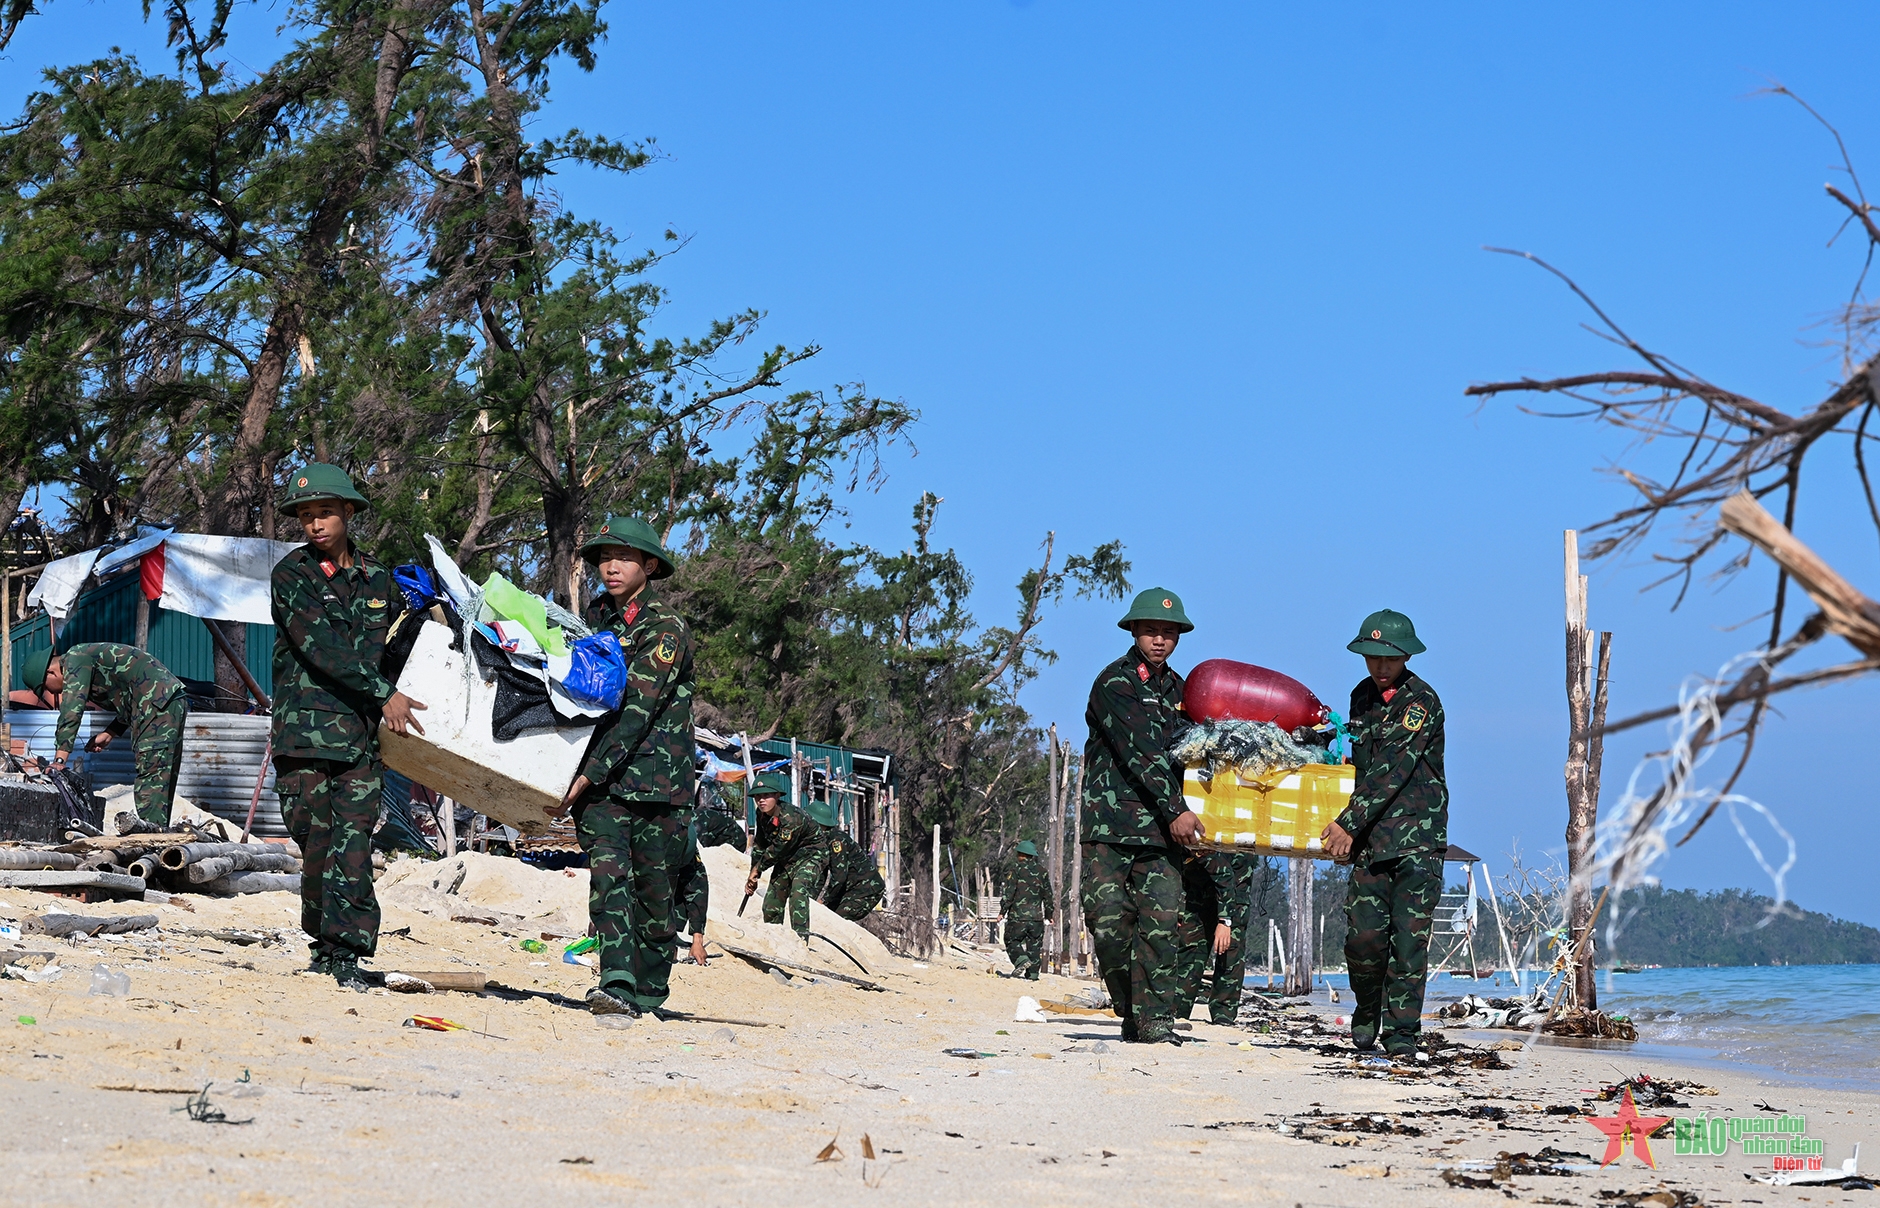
270, 464, 427, 988
1320, 609, 1448, 1058
999, 839, 1050, 980
1080, 588, 1205, 1045
817, 821, 885, 922
31, 643, 188, 827
1172, 849, 1257, 1024
554, 515, 696, 1018
671, 804, 746, 966
744, 773, 828, 938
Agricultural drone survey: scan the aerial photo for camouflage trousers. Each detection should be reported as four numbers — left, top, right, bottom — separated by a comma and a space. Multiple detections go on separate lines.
822, 870, 885, 921
1173, 914, 1250, 1024
578, 799, 685, 1010
276, 755, 381, 972
1004, 917, 1044, 980
130, 696, 188, 827
672, 851, 708, 937
1345, 851, 1444, 1054
763, 851, 827, 937
1082, 842, 1182, 1036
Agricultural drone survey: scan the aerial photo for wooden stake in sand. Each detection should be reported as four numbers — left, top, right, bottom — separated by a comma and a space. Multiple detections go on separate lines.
1561, 531, 1611, 1011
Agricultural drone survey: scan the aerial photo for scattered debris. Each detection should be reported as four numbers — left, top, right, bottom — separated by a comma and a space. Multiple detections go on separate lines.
1597, 1075, 1715, 1111
175, 1084, 252, 1126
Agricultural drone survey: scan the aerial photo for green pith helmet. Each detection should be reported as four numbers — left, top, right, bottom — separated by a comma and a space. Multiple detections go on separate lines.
22, 648, 52, 692
1347, 609, 1426, 657
579, 515, 676, 578
277, 463, 369, 516
1117, 587, 1194, 634
751, 771, 790, 799
1014, 839, 1038, 858
805, 798, 837, 827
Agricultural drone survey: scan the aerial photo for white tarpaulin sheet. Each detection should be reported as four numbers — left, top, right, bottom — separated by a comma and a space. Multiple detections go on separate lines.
153, 533, 300, 624
25, 529, 299, 626
24, 549, 99, 620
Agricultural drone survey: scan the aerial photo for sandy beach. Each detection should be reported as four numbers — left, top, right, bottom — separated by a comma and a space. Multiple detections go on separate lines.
0, 863, 1871, 1208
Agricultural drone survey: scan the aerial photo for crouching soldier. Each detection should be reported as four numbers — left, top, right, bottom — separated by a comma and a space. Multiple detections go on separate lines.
29, 643, 187, 828
818, 820, 885, 921
744, 774, 828, 939
271, 464, 426, 988
555, 516, 696, 1019
1000, 839, 1050, 980
1320, 609, 1448, 1059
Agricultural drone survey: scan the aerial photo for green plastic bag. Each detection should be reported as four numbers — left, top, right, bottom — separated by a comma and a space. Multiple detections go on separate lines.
480, 572, 568, 657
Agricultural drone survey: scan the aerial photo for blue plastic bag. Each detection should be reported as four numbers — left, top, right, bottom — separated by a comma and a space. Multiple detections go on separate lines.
561, 632, 627, 711
393, 564, 439, 612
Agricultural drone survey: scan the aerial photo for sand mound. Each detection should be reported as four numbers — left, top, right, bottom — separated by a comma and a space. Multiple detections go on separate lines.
376, 852, 587, 934
697, 844, 894, 974
374, 846, 895, 975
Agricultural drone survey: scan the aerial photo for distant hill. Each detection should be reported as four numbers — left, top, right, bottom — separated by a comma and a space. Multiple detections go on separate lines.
1601, 885, 1880, 968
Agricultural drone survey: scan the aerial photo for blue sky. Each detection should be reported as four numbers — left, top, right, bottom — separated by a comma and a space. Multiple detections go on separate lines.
10, 3, 1880, 927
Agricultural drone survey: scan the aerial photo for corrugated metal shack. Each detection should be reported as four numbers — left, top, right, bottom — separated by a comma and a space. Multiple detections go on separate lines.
6, 570, 274, 695
4, 562, 282, 834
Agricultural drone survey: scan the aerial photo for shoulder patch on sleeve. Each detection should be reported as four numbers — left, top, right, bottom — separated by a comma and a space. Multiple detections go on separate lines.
1402, 702, 1429, 732
653, 632, 678, 666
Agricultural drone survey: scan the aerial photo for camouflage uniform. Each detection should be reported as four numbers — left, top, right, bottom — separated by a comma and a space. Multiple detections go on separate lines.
752, 802, 826, 937
1081, 646, 1187, 1041
671, 807, 747, 939
818, 829, 885, 922
270, 544, 396, 977
1172, 850, 1257, 1024
575, 587, 696, 1011
52, 642, 187, 827
1336, 670, 1448, 1055
1001, 855, 1051, 980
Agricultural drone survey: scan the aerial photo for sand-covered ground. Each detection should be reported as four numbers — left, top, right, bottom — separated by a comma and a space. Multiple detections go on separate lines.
0, 854, 1871, 1207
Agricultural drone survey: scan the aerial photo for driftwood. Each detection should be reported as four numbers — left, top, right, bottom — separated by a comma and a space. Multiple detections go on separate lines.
0, 850, 83, 872
386, 970, 488, 993
714, 941, 886, 991
26, 912, 160, 938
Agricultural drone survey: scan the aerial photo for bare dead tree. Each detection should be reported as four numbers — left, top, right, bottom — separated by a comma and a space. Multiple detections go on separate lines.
1466, 88, 1880, 851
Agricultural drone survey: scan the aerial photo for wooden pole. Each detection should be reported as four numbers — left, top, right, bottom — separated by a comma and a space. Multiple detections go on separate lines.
1045, 726, 1063, 973
1068, 757, 1084, 972
2, 567, 10, 700
134, 595, 150, 651
931, 823, 942, 927
1284, 857, 1313, 995
1563, 531, 1598, 1010
441, 794, 457, 857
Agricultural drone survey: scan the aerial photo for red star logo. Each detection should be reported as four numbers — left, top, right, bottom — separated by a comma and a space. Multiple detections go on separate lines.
1584, 1087, 1673, 1168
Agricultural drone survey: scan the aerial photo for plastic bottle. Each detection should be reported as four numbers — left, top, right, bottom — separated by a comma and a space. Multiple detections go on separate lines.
88, 964, 130, 997
1182, 659, 1329, 731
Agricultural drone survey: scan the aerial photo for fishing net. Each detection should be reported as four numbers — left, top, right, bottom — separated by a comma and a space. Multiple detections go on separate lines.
1168, 719, 1330, 785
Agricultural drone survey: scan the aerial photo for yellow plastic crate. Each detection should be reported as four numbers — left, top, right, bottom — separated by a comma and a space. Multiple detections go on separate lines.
1181, 762, 1354, 856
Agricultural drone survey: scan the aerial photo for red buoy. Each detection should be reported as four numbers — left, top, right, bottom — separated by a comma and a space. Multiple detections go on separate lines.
1182, 659, 1329, 731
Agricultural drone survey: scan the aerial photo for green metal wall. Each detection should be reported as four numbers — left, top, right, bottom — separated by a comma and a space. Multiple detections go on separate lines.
8, 571, 274, 695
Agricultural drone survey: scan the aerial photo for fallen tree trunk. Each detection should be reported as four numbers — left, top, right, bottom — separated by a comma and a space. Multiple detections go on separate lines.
198, 871, 301, 895
183, 852, 298, 883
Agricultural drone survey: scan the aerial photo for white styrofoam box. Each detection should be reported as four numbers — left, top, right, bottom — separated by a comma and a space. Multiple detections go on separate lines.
378, 620, 594, 836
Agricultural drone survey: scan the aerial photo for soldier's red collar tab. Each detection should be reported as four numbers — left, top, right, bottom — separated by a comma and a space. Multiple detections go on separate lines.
1136, 662, 1150, 683
621, 599, 642, 627
319, 559, 338, 578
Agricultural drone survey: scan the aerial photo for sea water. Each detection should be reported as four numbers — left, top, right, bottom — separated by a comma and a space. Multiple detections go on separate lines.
1252, 964, 1880, 1090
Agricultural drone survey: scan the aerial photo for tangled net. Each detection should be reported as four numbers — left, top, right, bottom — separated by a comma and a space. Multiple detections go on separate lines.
1168, 719, 1330, 785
